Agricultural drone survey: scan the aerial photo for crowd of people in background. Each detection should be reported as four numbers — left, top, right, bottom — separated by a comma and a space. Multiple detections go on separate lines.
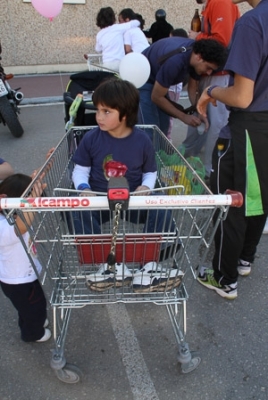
88, 1, 268, 300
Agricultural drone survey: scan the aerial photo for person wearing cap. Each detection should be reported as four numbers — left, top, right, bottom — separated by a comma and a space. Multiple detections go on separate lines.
143, 9, 173, 43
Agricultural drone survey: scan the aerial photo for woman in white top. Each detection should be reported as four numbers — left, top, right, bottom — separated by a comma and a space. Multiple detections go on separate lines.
95, 7, 140, 71
118, 9, 149, 54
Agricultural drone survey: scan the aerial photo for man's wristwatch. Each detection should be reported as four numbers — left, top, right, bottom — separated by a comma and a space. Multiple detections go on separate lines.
207, 85, 218, 98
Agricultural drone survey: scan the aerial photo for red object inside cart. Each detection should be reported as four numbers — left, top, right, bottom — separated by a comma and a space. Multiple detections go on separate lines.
75, 234, 162, 264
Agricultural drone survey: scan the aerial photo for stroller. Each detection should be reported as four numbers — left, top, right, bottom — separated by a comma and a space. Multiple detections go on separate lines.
64, 70, 116, 129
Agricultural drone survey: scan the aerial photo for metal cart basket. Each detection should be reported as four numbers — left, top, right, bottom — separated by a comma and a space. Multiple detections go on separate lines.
0, 125, 242, 383
85, 53, 118, 73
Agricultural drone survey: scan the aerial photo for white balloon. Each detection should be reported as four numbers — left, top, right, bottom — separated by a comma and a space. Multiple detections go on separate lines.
119, 53, 151, 89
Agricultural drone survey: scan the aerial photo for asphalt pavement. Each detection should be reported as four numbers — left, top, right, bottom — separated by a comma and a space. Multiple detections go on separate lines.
0, 74, 268, 400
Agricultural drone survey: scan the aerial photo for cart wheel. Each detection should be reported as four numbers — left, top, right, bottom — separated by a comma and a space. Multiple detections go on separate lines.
180, 351, 201, 374
54, 363, 82, 384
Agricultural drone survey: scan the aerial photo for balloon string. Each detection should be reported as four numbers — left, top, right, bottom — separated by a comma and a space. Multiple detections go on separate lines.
53, 13, 67, 118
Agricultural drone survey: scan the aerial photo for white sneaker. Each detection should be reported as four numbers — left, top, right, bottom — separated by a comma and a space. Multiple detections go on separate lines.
43, 318, 49, 328
133, 262, 184, 293
237, 259, 251, 276
36, 328, 51, 342
263, 218, 268, 234
86, 263, 132, 291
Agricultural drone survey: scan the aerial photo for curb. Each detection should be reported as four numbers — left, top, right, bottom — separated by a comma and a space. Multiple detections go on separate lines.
21, 96, 64, 106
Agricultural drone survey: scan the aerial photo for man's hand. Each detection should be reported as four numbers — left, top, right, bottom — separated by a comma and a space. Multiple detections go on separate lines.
30, 170, 47, 197
181, 113, 203, 128
151, 82, 208, 128
188, 30, 200, 39
197, 86, 217, 118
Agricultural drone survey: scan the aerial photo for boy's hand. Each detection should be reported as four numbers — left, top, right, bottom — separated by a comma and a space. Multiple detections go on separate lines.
134, 185, 150, 195
30, 171, 47, 197
79, 189, 96, 197
0, 194, 7, 211
46, 148, 55, 159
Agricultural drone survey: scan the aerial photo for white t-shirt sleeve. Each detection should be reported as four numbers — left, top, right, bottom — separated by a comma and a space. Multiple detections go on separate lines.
72, 164, 91, 189
142, 171, 157, 190
119, 20, 140, 33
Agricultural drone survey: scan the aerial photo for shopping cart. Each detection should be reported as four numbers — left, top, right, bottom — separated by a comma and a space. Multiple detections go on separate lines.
0, 125, 242, 383
85, 53, 119, 73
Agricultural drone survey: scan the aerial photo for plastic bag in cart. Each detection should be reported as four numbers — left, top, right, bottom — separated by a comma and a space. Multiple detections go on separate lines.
156, 150, 205, 195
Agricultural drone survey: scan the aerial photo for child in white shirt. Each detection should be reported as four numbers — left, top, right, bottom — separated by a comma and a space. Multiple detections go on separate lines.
118, 9, 149, 54
95, 7, 140, 71
0, 171, 51, 342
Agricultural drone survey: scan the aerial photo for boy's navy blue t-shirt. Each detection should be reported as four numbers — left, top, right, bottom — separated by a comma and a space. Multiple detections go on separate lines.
72, 126, 157, 193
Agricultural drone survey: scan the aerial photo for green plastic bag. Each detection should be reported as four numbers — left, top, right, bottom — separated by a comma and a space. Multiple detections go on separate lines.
156, 149, 206, 195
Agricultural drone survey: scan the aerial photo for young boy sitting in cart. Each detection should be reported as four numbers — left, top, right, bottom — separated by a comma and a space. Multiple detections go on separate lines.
71, 77, 181, 291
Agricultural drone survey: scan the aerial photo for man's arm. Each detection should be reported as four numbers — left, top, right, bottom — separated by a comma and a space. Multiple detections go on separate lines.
197, 74, 254, 117
143, 23, 156, 38
151, 81, 202, 127
187, 77, 199, 106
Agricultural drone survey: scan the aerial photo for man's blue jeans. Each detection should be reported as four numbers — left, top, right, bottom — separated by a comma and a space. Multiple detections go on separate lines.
138, 82, 170, 137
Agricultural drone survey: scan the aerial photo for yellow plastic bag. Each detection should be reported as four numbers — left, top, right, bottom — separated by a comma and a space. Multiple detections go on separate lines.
160, 165, 191, 195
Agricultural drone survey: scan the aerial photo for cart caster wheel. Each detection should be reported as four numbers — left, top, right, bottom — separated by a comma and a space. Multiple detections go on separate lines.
54, 363, 82, 383
180, 352, 201, 374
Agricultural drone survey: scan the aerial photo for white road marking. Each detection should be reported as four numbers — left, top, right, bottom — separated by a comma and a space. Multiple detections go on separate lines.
107, 303, 160, 400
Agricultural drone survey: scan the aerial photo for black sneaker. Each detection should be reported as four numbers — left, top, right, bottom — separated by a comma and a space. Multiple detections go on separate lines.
197, 269, 237, 299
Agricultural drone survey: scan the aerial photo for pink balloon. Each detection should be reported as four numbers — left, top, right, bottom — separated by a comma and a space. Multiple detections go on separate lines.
32, 0, 63, 21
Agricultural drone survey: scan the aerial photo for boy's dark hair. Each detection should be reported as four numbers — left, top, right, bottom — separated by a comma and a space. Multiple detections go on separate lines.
119, 8, 136, 21
170, 28, 188, 38
0, 173, 32, 197
96, 7, 116, 29
193, 39, 228, 69
92, 78, 139, 128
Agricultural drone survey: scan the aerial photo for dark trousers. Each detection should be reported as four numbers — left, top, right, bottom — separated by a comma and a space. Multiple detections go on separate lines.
1, 279, 47, 342
210, 136, 267, 285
